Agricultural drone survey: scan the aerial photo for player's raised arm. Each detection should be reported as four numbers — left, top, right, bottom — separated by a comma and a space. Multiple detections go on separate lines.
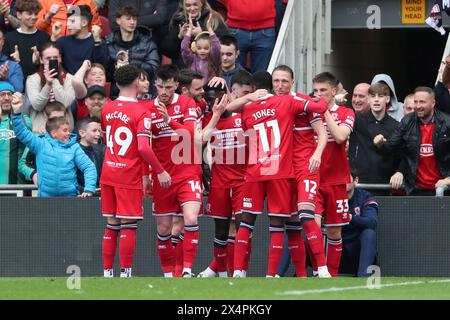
225, 89, 268, 113
309, 118, 327, 173
324, 110, 352, 144
304, 97, 328, 114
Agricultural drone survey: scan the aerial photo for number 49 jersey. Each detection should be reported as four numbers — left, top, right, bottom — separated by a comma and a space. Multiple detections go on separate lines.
241, 94, 311, 182
100, 97, 152, 189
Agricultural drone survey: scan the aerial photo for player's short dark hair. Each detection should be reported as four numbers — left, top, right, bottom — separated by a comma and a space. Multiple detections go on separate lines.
15, 0, 42, 13
350, 167, 359, 179
68, 5, 93, 26
414, 86, 435, 99
44, 101, 66, 117
115, 5, 138, 19
220, 35, 238, 50
156, 64, 180, 82
114, 64, 140, 87
231, 69, 253, 87
251, 71, 272, 91
46, 116, 69, 134
178, 69, 204, 90
273, 65, 294, 79
77, 117, 100, 132
313, 72, 339, 88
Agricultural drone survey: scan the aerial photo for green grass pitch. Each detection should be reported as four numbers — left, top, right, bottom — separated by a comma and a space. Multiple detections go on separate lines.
1, 277, 450, 300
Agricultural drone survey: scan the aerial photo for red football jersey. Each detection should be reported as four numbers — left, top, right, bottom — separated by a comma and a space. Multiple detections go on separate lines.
145, 94, 202, 182
100, 97, 152, 189
210, 113, 246, 187
320, 104, 355, 186
241, 94, 310, 182
293, 109, 322, 169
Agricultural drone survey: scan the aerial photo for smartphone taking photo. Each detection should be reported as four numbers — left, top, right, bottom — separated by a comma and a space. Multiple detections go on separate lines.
48, 58, 59, 78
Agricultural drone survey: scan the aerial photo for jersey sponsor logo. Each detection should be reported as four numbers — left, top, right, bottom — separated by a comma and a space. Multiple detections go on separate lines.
420, 144, 434, 157
243, 197, 253, 208
144, 118, 151, 129
174, 105, 181, 114
252, 109, 276, 121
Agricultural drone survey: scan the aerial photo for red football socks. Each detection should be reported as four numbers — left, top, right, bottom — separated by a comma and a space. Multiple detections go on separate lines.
267, 225, 284, 277
157, 233, 175, 274
102, 224, 120, 269
327, 238, 343, 276
183, 225, 199, 269
119, 223, 137, 269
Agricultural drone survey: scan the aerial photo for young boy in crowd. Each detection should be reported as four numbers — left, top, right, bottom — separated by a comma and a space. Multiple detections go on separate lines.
10, 92, 97, 197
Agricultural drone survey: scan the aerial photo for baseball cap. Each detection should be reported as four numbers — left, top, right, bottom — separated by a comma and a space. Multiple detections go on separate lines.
85, 85, 106, 99
0, 81, 15, 93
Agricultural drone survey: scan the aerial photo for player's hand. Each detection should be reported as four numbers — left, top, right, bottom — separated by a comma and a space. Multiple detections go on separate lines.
157, 171, 171, 188
156, 101, 170, 123
212, 94, 228, 116
308, 152, 321, 173
142, 175, 152, 198
11, 92, 23, 113
335, 90, 348, 105
178, 23, 189, 38
248, 89, 268, 102
390, 172, 404, 190
82, 59, 91, 70
373, 134, 386, 147
208, 76, 227, 90
206, 13, 214, 35
79, 191, 93, 198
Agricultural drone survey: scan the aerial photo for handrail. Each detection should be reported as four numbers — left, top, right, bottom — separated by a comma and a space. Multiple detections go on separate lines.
357, 183, 447, 197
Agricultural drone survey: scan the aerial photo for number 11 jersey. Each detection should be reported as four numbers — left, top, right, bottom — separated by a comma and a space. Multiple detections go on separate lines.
100, 97, 152, 189
241, 94, 312, 182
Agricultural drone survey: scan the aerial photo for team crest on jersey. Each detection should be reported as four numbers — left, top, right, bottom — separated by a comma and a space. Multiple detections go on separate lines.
196, 106, 202, 116
189, 108, 197, 116
420, 144, 434, 157
354, 207, 360, 216
332, 113, 339, 121
144, 118, 151, 129
174, 105, 181, 114
235, 118, 242, 127
151, 112, 157, 119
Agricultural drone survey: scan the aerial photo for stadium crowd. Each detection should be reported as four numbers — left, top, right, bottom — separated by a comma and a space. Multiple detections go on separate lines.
1, 0, 450, 279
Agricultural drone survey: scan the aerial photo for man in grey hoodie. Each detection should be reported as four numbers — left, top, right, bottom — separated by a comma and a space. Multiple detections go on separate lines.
371, 74, 404, 122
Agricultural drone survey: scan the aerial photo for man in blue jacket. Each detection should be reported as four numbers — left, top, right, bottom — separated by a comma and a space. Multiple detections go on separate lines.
10, 91, 97, 197
340, 168, 378, 277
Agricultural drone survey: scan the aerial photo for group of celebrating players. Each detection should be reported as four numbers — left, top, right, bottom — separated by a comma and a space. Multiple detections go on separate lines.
100, 62, 355, 279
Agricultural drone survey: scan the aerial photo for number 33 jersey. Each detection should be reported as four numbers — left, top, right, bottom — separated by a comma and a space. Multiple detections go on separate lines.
100, 97, 152, 189
241, 94, 311, 182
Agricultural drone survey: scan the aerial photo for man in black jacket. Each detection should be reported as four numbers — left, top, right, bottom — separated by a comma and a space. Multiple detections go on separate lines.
349, 83, 401, 195
105, 5, 159, 98
374, 86, 450, 195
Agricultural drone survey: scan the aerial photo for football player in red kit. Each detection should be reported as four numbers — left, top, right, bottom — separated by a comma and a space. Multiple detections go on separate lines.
100, 65, 171, 278
271, 65, 331, 278
313, 72, 355, 276
145, 65, 203, 278
226, 71, 328, 277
